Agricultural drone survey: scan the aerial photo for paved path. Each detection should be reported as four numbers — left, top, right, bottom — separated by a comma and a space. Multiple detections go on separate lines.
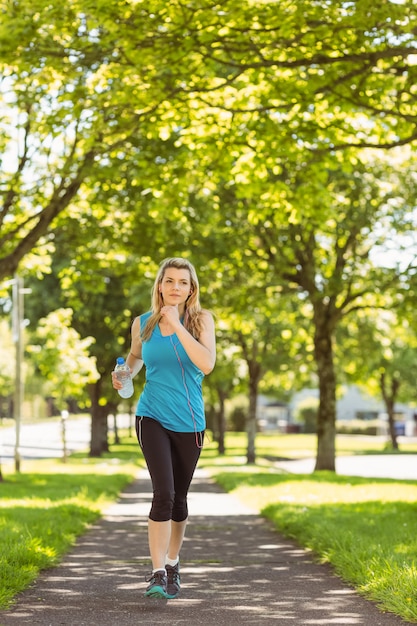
0, 415, 133, 461
273, 454, 417, 480
0, 468, 411, 625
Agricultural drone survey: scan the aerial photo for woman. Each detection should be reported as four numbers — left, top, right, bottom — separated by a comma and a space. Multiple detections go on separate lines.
112, 257, 216, 599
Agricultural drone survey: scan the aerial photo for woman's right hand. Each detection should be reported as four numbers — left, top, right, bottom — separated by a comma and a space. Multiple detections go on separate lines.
111, 370, 123, 391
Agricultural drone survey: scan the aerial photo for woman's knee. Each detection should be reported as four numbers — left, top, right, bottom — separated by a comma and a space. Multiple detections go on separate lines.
149, 488, 175, 521
172, 494, 188, 522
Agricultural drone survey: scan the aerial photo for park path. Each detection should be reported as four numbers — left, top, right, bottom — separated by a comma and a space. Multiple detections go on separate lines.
0, 467, 411, 625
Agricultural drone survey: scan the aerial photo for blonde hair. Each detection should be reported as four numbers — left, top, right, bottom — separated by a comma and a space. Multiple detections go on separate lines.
141, 257, 204, 341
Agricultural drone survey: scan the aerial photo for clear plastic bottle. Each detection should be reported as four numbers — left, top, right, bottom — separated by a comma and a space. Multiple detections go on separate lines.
114, 357, 134, 399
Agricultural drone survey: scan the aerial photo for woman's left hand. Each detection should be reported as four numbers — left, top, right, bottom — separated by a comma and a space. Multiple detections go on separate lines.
160, 305, 180, 327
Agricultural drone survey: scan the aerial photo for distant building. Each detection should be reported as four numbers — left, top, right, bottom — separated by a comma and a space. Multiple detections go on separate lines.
258, 385, 416, 435
257, 395, 290, 432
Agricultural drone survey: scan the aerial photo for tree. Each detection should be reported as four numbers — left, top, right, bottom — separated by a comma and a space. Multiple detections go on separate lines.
2, 0, 417, 471
0, 0, 205, 280
197, 143, 417, 469
259, 156, 417, 469
341, 308, 417, 450
158, 0, 417, 469
24, 223, 152, 456
204, 348, 241, 454
3, 1, 416, 283
216, 266, 311, 463
28, 308, 100, 411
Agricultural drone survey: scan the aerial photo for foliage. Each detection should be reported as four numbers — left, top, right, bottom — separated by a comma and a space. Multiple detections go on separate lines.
336, 419, 381, 436
339, 307, 417, 447
2, 0, 417, 281
28, 308, 99, 409
0, 320, 14, 397
1, 0, 417, 469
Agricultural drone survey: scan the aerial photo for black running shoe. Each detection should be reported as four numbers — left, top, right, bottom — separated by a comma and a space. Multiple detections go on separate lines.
166, 563, 180, 599
145, 570, 168, 599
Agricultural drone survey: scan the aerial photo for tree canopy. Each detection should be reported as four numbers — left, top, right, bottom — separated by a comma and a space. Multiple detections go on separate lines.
2, 0, 417, 467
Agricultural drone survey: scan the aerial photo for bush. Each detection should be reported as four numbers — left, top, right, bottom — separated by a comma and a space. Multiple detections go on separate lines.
229, 406, 247, 432
336, 419, 383, 436
294, 397, 318, 433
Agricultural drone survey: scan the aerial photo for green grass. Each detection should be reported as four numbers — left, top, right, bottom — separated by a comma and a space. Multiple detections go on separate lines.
202, 431, 417, 462
2, 430, 417, 621
200, 433, 417, 623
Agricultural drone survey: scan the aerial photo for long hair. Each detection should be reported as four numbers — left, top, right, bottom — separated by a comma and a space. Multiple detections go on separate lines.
141, 257, 204, 341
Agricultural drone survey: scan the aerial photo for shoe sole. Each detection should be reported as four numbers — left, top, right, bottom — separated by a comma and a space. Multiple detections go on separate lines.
145, 586, 168, 599
166, 591, 180, 599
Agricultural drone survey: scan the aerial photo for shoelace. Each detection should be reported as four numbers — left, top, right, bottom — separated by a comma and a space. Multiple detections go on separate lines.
146, 571, 166, 584
166, 566, 180, 586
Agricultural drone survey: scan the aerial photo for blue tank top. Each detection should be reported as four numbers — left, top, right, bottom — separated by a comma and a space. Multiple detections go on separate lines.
136, 312, 206, 432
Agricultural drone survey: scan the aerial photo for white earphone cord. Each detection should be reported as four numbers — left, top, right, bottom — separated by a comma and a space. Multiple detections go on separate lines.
169, 336, 204, 449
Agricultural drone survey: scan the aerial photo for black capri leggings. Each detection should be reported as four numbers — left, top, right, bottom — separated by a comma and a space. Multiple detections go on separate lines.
136, 416, 204, 522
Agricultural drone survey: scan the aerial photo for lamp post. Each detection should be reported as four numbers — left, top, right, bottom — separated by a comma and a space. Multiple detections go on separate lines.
12, 274, 31, 473
61, 409, 69, 462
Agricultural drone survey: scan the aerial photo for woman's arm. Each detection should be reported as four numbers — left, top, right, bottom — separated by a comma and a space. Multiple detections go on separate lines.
125, 317, 144, 377
173, 310, 216, 375
111, 316, 144, 391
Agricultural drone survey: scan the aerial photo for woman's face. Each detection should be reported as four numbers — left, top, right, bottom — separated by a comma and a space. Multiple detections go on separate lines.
159, 268, 192, 307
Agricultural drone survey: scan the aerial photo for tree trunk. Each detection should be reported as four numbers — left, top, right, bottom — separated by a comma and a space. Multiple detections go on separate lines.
107, 403, 120, 445
246, 377, 258, 464
314, 318, 337, 471
380, 373, 399, 450
217, 389, 227, 455
112, 413, 120, 445
90, 404, 109, 457
89, 381, 109, 457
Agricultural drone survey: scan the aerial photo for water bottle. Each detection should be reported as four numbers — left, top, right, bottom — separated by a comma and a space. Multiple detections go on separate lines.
114, 357, 134, 399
